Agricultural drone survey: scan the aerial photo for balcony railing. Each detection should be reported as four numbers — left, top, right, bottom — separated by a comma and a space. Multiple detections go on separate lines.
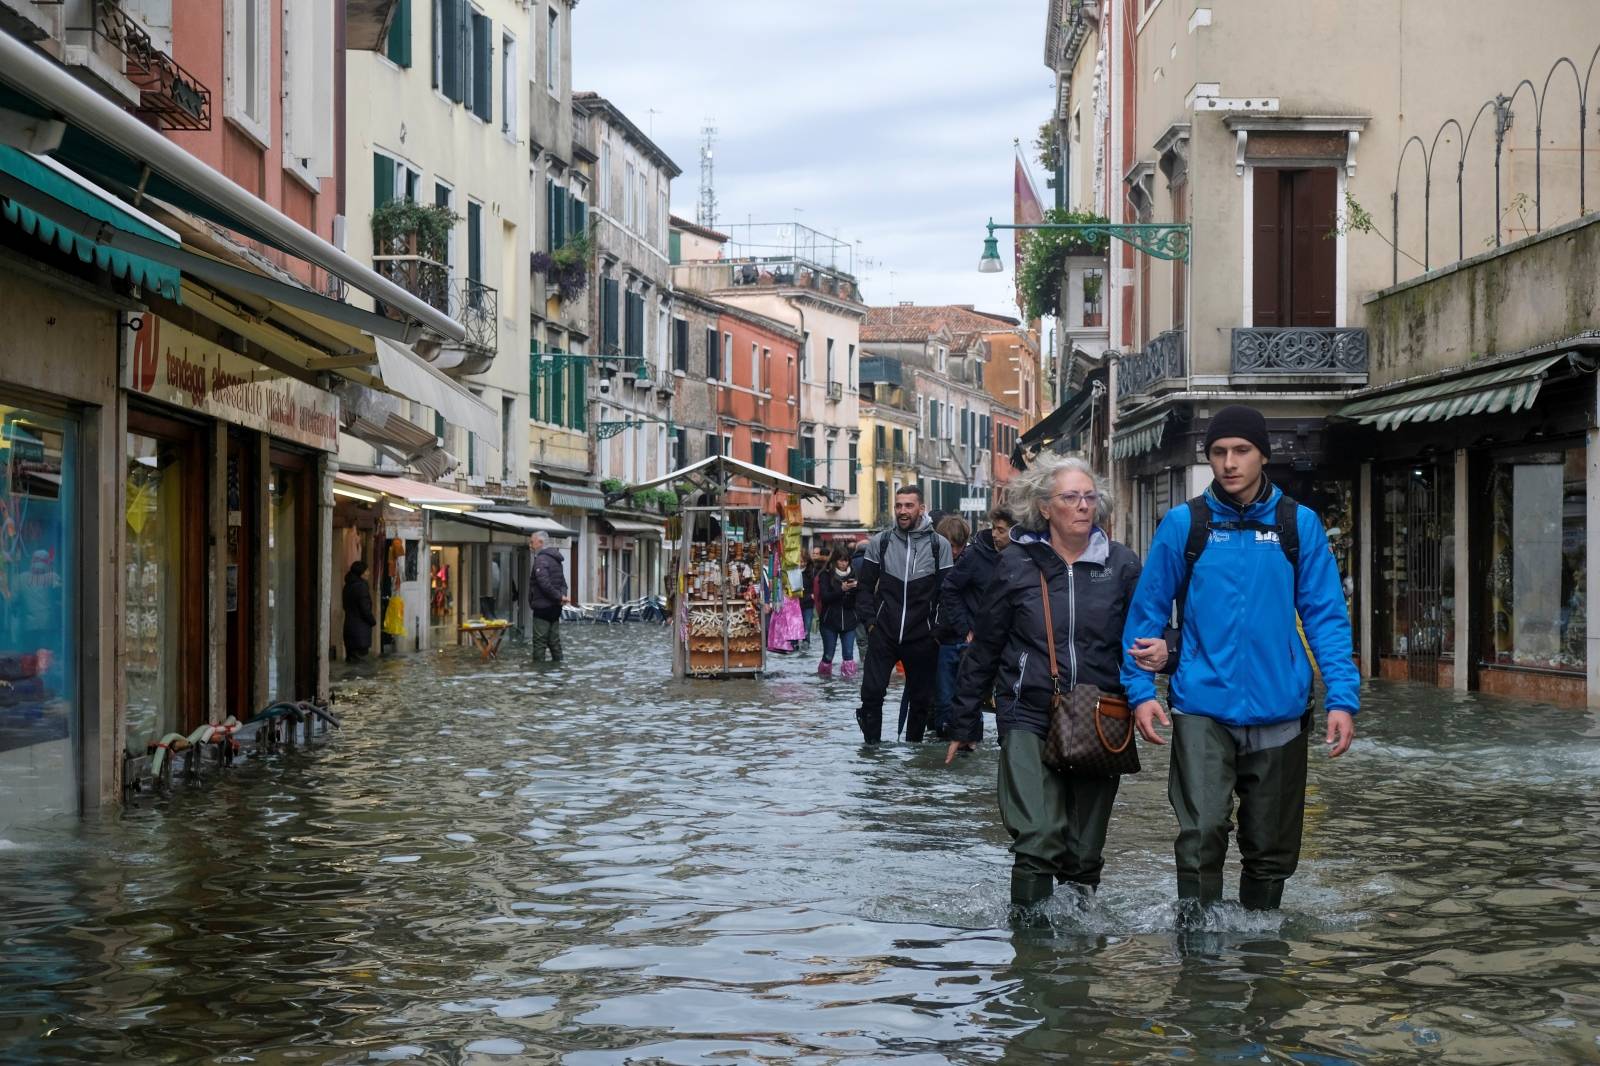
373, 253, 451, 317
1117, 329, 1186, 400
456, 279, 498, 353
71, 0, 211, 129
1230, 327, 1369, 376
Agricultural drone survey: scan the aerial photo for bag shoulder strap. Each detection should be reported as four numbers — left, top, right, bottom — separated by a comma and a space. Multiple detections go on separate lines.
1036, 566, 1060, 692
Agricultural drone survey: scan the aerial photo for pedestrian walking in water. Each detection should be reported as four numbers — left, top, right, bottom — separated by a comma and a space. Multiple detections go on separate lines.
527, 532, 568, 663
816, 543, 859, 678
1121, 404, 1359, 917
937, 506, 1014, 740
929, 515, 971, 739
850, 539, 870, 659
342, 560, 377, 661
799, 547, 824, 649
854, 485, 953, 744
946, 456, 1146, 912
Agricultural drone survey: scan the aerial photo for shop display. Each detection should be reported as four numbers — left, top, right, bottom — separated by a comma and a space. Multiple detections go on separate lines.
677, 506, 768, 677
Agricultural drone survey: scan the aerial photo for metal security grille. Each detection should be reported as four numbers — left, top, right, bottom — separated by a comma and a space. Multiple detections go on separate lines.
1404, 468, 1445, 683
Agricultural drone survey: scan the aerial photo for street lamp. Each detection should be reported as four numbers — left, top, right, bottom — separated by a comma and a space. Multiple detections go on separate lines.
976, 217, 1191, 270
977, 232, 1003, 273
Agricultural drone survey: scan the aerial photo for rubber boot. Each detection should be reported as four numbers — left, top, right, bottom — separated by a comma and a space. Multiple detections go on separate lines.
841, 660, 858, 680
817, 660, 832, 678
1239, 876, 1285, 912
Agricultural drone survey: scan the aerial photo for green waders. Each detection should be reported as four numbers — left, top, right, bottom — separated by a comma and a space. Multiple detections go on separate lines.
1168, 712, 1308, 910
997, 729, 1121, 906
529, 617, 563, 662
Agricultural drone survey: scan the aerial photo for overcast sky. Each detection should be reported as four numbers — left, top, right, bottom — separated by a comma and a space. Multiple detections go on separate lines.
572, 1, 1050, 317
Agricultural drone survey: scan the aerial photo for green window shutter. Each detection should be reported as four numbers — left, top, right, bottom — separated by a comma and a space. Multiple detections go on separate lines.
385, 0, 412, 67
472, 12, 492, 123
705, 326, 718, 379
848, 442, 858, 494
668, 231, 681, 265
553, 186, 567, 249
575, 198, 587, 238
568, 361, 586, 430
434, 411, 445, 440
440, 0, 461, 101
467, 201, 482, 284
467, 432, 476, 475
373, 153, 394, 207
529, 339, 541, 422
550, 348, 565, 427
544, 178, 555, 253
603, 279, 619, 351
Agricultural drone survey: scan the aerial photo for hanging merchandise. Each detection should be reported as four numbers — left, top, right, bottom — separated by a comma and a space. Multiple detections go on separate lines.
382, 593, 406, 637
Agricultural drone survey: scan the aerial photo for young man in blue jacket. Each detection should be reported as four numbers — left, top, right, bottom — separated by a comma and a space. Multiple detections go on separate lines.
1121, 405, 1359, 914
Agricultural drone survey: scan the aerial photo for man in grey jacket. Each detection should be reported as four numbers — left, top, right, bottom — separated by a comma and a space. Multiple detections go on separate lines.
853, 486, 953, 743
528, 532, 568, 662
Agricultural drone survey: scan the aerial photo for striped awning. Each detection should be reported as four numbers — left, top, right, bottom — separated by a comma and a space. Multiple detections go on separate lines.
1111, 412, 1169, 460
1335, 354, 1566, 430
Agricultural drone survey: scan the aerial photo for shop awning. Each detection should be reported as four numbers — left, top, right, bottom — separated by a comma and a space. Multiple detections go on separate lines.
1014, 368, 1106, 468
627, 455, 827, 498
1335, 354, 1567, 431
543, 482, 606, 510
1111, 411, 1170, 460
600, 517, 665, 536
334, 472, 487, 510
371, 335, 500, 441
0, 33, 462, 342
430, 511, 578, 543
0, 145, 181, 299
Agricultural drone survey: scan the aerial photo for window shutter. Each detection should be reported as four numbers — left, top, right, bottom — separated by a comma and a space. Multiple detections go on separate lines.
455, 0, 472, 106
467, 201, 482, 284
534, 340, 547, 422
472, 13, 492, 123
602, 278, 619, 351
1290, 167, 1337, 327
549, 347, 565, 427
568, 360, 586, 429
1252, 169, 1283, 327
386, 0, 412, 67
440, 0, 461, 101
847, 443, 857, 494
373, 153, 394, 206
705, 326, 719, 379
787, 448, 800, 477
553, 186, 567, 248
674, 318, 689, 372
544, 177, 555, 253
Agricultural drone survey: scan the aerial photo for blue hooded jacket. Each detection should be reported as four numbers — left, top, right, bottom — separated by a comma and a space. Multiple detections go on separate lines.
1120, 482, 1359, 725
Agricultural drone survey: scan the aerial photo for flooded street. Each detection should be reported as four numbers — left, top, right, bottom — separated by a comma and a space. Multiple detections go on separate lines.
4, 627, 1600, 1064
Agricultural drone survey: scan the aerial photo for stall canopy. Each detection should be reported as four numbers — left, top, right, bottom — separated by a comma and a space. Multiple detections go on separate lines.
430, 511, 578, 543
600, 517, 665, 537
627, 455, 827, 498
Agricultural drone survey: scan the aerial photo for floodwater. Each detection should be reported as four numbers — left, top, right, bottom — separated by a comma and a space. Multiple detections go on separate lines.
3, 628, 1600, 1065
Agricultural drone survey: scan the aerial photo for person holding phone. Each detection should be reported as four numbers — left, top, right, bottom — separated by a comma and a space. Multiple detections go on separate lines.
816, 542, 860, 678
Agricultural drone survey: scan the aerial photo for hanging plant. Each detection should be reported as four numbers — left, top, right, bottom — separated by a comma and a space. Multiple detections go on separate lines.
371, 200, 458, 263
534, 227, 594, 303
1017, 207, 1110, 320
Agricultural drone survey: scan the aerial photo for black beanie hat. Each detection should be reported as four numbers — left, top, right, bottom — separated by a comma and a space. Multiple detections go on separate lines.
1204, 405, 1271, 459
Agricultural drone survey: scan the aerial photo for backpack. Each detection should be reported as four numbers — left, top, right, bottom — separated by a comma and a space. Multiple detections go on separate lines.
1162, 492, 1300, 672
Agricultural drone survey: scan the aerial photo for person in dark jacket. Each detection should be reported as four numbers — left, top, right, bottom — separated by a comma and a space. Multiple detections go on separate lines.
798, 547, 824, 649
946, 455, 1149, 912
854, 485, 954, 744
928, 515, 971, 738
936, 506, 1014, 740
527, 532, 568, 662
342, 560, 377, 661
850, 541, 870, 659
816, 542, 860, 678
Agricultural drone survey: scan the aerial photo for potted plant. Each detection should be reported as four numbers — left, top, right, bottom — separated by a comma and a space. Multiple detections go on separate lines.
1018, 207, 1110, 320
370, 200, 456, 262
531, 226, 593, 304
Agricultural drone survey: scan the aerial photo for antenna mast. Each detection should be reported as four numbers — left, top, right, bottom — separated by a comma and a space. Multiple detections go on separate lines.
697, 122, 718, 229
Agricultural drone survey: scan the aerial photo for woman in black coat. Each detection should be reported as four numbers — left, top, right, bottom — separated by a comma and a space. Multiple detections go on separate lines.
815, 542, 860, 678
342, 560, 377, 661
945, 455, 1157, 914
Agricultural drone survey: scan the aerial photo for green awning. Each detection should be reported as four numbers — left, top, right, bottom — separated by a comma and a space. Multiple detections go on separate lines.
1335, 354, 1566, 431
0, 145, 181, 300
1112, 412, 1169, 460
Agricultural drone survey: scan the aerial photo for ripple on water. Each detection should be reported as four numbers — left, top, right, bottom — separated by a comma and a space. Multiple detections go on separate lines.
4, 630, 1600, 1064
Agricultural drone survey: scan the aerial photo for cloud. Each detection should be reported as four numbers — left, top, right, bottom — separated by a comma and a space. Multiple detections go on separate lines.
573, 0, 1051, 315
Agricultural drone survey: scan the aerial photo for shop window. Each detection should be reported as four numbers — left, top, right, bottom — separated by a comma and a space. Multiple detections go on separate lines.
2, 405, 78, 821
267, 464, 312, 702
125, 432, 182, 755
1485, 445, 1586, 672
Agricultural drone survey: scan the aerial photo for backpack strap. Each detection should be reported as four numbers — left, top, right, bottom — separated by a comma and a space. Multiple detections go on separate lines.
1170, 496, 1211, 644
1276, 493, 1300, 571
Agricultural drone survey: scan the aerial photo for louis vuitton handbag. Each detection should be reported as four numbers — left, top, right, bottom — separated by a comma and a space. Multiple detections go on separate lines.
1036, 570, 1140, 776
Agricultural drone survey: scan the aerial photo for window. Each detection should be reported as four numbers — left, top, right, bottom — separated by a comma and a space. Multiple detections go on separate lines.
372, 153, 420, 207
823, 439, 834, 490
637, 169, 648, 236
624, 290, 644, 360
623, 160, 635, 228
800, 433, 815, 478
705, 326, 719, 380
800, 330, 811, 381
847, 441, 857, 494
225, 0, 272, 143
722, 332, 733, 384
928, 399, 939, 439
658, 189, 669, 249
751, 440, 768, 468
657, 305, 669, 376
546, 3, 559, 93
434, 180, 455, 284
750, 342, 760, 392
847, 344, 856, 391
705, 432, 719, 458
1082, 267, 1104, 326
500, 32, 516, 135
501, 396, 515, 481
722, 433, 734, 459
466, 200, 483, 292
1252, 167, 1336, 328
384, 0, 412, 66
436, 0, 465, 103
601, 277, 619, 352
546, 178, 567, 252
599, 141, 610, 213
673, 427, 686, 468
673, 317, 689, 373
937, 346, 948, 373
1485, 445, 1586, 673
762, 348, 771, 392
825, 338, 835, 384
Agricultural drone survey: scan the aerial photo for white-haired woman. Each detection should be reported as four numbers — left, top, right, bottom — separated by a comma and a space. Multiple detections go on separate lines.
945, 454, 1164, 913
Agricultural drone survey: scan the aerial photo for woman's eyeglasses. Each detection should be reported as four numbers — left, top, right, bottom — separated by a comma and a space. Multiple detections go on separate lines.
1050, 491, 1100, 508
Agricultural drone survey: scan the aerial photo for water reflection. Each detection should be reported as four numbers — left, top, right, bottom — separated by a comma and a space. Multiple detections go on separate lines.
2, 628, 1599, 1063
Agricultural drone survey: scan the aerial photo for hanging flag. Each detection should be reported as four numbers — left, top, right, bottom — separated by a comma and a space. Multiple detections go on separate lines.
1014, 149, 1046, 318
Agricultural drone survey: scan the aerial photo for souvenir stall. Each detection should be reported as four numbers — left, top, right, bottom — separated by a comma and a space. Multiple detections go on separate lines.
625, 456, 824, 679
